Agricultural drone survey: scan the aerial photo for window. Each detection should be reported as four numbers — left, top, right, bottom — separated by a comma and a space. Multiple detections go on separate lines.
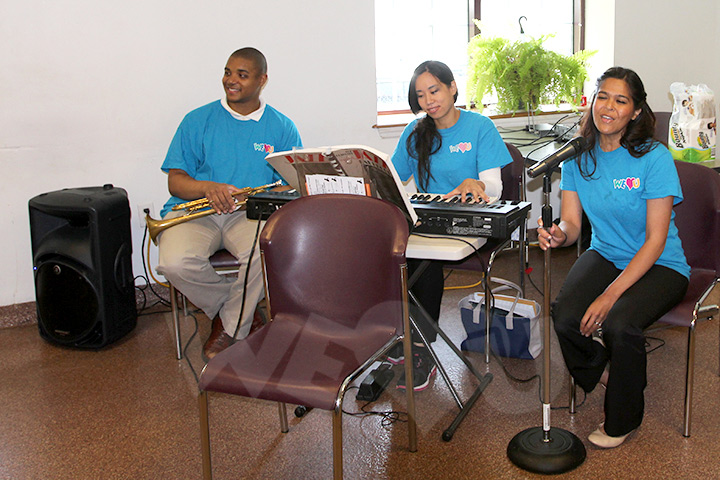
374, 0, 582, 114
375, 0, 471, 113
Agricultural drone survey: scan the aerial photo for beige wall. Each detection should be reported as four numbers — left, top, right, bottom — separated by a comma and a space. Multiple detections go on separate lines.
1, 0, 385, 305
614, 0, 720, 112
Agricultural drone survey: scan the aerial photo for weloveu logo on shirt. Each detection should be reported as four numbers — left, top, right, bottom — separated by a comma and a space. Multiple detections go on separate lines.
254, 143, 275, 154
449, 142, 472, 153
613, 177, 640, 190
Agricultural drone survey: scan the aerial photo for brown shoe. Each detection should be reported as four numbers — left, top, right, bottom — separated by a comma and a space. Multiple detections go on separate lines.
202, 316, 233, 361
249, 302, 269, 335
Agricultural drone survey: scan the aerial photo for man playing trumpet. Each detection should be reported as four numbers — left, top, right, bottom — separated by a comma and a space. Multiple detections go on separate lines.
157, 47, 302, 360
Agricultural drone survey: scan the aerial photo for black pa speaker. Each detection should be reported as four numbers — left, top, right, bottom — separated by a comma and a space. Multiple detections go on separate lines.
28, 184, 137, 348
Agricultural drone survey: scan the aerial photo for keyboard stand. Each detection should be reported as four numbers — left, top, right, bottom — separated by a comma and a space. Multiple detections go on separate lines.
405, 238, 494, 441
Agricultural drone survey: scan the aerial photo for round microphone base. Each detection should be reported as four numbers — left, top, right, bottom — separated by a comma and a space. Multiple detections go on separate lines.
507, 426, 586, 474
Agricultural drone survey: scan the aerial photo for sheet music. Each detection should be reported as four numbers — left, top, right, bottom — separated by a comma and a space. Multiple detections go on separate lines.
265, 145, 418, 225
305, 175, 367, 195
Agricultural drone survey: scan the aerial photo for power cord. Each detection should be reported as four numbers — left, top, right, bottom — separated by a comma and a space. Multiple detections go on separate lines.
524, 263, 544, 298
407, 233, 489, 291
139, 214, 171, 308
231, 205, 267, 340
182, 309, 201, 383
341, 384, 410, 428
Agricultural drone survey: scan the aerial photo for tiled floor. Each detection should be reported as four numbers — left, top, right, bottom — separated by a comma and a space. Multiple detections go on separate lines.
1, 245, 719, 479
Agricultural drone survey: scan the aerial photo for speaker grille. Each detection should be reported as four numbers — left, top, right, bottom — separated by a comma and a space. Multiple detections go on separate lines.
35, 259, 99, 343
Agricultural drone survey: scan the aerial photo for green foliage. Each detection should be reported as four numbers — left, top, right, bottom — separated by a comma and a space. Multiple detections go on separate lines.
467, 22, 595, 114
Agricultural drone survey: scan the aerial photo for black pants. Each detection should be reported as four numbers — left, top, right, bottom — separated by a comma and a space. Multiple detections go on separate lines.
552, 250, 688, 436
408, 259, 444, 344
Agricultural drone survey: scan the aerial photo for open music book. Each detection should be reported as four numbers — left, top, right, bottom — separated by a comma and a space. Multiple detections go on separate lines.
265, 145, 418, 225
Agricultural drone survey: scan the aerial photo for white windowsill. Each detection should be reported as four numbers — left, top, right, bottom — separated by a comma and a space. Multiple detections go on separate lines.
374, 105, 583, 139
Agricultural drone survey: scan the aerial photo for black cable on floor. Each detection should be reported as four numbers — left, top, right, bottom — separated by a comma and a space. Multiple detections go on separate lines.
341, 384, 409, 428
549, 384, 587, 411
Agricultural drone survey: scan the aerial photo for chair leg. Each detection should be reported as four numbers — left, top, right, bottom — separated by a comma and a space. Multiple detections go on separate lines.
278, 402, 289, 433
518, 222, 527, 296
199, 390, 212, 479
683, 325, 697, 437
169, 284, 183, 360
569, 376, 577, 414
484, 268, 492, 364
405, 359, 418, 453
332, 407, 343, 480
400, 271, 417, 453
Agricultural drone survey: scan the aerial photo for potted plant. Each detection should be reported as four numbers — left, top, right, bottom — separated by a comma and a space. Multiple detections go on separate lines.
467, 23, 595, 114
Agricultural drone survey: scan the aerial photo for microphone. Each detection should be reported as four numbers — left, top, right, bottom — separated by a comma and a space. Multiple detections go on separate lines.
526, 137, 587, 178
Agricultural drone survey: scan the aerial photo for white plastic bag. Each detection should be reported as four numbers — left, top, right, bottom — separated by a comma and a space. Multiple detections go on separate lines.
669, 83, 716, 162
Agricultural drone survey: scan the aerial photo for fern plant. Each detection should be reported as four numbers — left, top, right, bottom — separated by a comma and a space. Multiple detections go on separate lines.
467, 24, 595, 114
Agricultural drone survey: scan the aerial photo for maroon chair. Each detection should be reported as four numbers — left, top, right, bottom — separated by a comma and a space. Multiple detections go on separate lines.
197, 194, 417, 479
570, 160, 720, 437
654, 160, 720, 436
443, 142, 528, 362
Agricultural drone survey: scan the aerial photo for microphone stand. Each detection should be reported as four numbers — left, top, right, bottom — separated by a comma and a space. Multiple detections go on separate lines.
506, 170, 586, 474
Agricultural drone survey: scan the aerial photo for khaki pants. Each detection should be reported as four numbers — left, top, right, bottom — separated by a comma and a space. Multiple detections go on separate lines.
156, 209, 264, 339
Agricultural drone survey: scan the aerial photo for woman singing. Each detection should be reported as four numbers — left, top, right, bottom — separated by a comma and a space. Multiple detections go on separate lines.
538, 67, 690, 448
389, 60, 512, 391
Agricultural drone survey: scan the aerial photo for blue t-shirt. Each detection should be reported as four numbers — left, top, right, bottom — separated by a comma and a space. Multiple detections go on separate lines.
160, 100, 302, 216
390, 109, 512, 193
560, 143, 690, 278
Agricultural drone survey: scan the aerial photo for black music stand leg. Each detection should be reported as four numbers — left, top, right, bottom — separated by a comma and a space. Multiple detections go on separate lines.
507, 173, 585, 473
407, 288, 493, 441
442, 377, 489, 442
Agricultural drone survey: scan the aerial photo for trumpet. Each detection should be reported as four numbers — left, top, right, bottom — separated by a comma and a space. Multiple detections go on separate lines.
145, 180, 282, 244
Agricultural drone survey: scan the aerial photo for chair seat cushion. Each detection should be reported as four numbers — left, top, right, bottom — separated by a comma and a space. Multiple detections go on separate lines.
208, 249, 240, 269
657, 269, 718, 327
198, 313, 398, 410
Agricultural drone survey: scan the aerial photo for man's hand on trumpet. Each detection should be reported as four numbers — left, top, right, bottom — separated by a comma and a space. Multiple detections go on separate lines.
168, 169, 246, 215
203, 183, 247, 214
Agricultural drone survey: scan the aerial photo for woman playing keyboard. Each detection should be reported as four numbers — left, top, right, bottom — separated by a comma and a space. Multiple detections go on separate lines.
389, 60, 512, 391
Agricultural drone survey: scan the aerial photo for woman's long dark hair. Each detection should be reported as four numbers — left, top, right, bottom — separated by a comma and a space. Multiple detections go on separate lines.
577, 66, 657, 178
406, 60, 458, 191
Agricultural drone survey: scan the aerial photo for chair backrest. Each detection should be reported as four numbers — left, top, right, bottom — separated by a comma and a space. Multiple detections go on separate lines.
654, 112, 671, 147
501, 142, 526, 202
673, 160, 720, 273
259, 194, 410, 332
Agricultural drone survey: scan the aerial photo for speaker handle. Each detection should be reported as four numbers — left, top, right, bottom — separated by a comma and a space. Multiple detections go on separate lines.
114, 243, 132, 291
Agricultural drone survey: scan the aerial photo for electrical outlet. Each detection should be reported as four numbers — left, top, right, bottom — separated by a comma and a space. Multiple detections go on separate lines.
137, 203, 155, 228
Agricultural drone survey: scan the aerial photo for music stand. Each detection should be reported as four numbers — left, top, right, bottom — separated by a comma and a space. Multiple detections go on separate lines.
265, 145, 494, 440
265, 145, 417, 226
507, 171, 586, 473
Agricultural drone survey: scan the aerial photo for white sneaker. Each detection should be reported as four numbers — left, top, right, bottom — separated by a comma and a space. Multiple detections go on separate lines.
588, 423, 634, 448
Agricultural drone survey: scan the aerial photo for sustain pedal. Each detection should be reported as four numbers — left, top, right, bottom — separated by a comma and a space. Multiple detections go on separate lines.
356, 364, 394, 402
